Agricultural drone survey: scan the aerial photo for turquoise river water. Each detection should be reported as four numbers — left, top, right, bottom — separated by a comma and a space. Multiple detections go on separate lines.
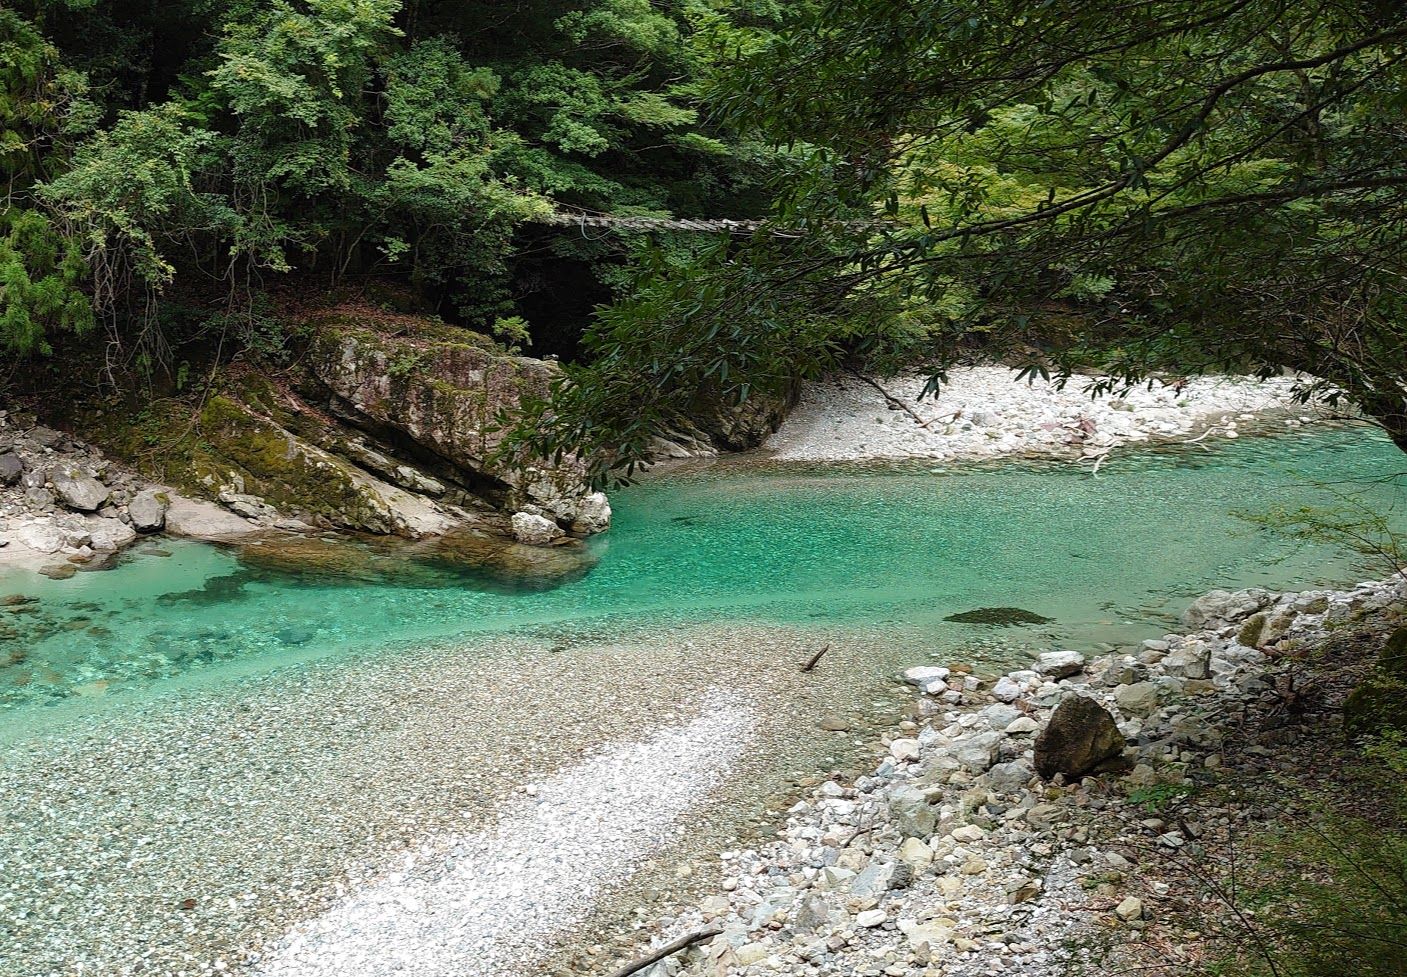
2, 426, 1405, 729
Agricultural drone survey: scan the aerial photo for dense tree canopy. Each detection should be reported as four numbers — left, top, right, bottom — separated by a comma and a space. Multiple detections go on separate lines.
0, 0, 781, 368
523, 0, 1407, 478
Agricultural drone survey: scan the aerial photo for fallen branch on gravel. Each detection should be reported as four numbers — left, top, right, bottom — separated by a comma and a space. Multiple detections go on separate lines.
846, 368, 935, 428
800, 644, 830, 672
606, 927, 724, 977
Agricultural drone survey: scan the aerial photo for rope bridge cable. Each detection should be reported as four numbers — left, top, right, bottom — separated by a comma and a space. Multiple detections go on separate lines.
534, 208, 805, 237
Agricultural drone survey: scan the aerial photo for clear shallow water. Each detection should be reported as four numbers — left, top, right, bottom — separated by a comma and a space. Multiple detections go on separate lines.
2, 427, 1404, 724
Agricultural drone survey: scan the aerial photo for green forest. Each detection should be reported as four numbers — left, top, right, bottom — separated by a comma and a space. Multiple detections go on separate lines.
6, 0, 1407, 478
2, 0, 780, 365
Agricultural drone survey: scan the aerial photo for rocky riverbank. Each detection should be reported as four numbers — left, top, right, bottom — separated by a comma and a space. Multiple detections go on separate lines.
0, 409, 278, 577
765, 368, 1323, 464
600, 575, 1405, 977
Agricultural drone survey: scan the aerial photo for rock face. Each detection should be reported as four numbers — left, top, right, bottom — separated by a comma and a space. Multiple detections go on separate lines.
49, 465, 109, 511
1034, 694, 1124, 779
195, 394, 460, 538
304, 306, 602, 533
687, 381, 799, 452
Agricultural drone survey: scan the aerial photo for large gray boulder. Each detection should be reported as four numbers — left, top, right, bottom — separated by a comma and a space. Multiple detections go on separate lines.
511, 511, 564, 546
1034, 694, 1125, 779
50, 465, 109, 512
14, 521, 63, 554
163, 496, 261, 540
127, 489, 169, 533
1181, 588, 1273, 627
0, 453, 22, 486
85, 517, 137, 552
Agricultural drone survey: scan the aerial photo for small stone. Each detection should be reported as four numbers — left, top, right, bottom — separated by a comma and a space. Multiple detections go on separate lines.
1115, 896, 1144, 921
991, 677, 1024, 702
735, 943, 770, 966
890, 738, 922, 762
855, 910, 887, 928
898, 837, 933, 867
888, 785, 936, 837
1036, 650, 1086, 679
1115, 681, 1160, 716
949, 730, 1003, 772
1163, 641, 1211, 680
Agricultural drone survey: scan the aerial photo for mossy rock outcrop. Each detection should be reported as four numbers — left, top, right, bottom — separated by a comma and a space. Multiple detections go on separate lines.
304, 303, 594, 524
196, 395, 460, 537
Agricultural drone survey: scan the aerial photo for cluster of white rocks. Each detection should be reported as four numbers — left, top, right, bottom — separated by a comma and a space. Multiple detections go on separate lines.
765, 368, 1320, 463
0, 412, 275, 576
620, 575, 1407, 977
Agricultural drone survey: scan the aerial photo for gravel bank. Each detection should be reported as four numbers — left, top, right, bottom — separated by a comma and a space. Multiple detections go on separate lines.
765, 368, 1317, 463
256, 696, 756, 977
0, 623, 903, 977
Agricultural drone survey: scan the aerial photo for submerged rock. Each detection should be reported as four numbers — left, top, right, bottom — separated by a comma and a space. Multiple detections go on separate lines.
944, 606, 1053, 626
1033, 694, 1124, 779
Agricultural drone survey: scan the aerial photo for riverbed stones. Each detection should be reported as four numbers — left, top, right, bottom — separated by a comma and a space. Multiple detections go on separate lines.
1034, 694, 1124, 779
991, 676, 1024, 702
49, 464, 108, 511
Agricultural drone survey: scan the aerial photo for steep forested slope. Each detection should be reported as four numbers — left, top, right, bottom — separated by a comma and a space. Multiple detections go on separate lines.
1, 0, 780, 370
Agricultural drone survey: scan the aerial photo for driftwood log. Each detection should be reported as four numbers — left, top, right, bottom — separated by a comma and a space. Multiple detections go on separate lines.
800, 644, 830, 672
605, 927, 723, 977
